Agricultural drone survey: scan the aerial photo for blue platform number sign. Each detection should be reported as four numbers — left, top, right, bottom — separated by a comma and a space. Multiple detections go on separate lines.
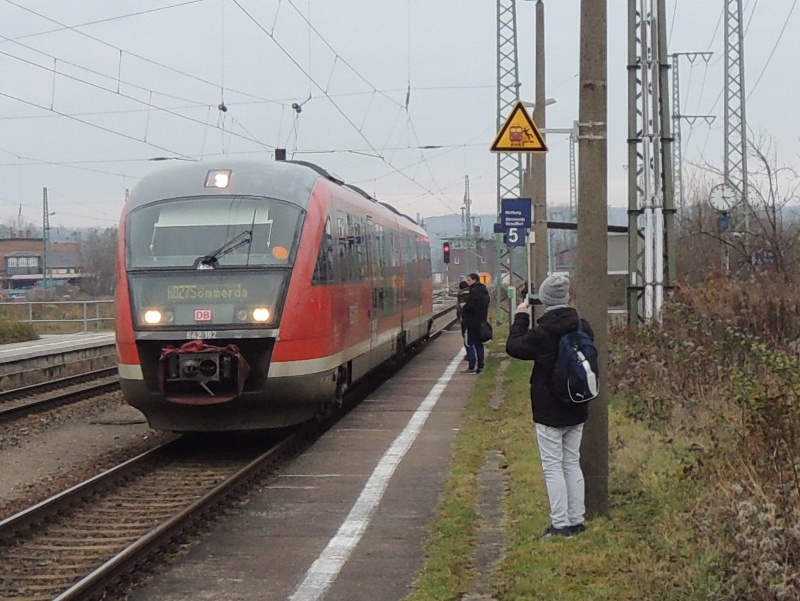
505, 227, 526, 247
501, 198, 531, 248
501, 198, 532, 229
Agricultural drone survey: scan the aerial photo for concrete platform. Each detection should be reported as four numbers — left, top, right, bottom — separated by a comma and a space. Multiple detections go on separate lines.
127, 328, 476, 601
0, 332, 117, 390
0, 332, 115, 363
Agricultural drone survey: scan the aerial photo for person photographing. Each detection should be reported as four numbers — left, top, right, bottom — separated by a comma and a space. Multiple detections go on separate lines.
505, 273, 594, 538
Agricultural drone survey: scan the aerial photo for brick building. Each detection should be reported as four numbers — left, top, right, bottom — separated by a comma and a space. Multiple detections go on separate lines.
0, 238, 83, 290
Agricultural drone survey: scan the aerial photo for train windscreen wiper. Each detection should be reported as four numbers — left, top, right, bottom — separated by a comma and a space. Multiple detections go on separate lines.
195, 229, 252, 269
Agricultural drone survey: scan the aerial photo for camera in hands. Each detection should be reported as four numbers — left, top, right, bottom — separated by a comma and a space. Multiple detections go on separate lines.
527, 293, 542, 306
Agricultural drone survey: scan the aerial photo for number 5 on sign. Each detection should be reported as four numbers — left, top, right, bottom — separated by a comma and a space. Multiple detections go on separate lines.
505, 227, 526, 247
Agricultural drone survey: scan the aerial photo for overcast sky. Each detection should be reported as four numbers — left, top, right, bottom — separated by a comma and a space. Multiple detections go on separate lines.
0, 0, 797, 232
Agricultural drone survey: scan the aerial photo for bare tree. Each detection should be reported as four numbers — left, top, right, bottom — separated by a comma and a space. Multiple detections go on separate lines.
679, 135, 800, 281
742, 134, 800, 278
675, 171, 725, 283
79, 228, 118, 297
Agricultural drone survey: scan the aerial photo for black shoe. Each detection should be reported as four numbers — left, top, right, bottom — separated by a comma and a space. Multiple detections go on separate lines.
462, 368, 477, 374
475, 368, 483, 375
569, 523, 586, 535
539, 525, 573, 540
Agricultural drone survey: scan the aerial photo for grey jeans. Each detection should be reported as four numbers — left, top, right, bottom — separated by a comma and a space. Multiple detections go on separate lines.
535, 423, 585, 529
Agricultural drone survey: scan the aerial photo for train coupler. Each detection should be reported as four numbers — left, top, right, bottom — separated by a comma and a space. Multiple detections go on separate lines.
158, 340, 250, 405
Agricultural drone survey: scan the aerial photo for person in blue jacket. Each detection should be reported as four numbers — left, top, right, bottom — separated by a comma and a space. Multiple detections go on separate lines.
505, 273, 594, 538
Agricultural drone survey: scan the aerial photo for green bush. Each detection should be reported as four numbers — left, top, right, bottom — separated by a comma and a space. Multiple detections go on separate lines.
0, 318, 39, 344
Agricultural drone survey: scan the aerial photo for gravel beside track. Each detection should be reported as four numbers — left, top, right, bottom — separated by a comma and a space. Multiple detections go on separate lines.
0, 393, 171, 518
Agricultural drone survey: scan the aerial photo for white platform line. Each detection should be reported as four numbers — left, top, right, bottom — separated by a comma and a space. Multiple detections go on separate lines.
287, 348, 464, 601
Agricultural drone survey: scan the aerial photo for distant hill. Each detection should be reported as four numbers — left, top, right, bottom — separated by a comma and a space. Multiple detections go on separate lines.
422, 205, 628, 247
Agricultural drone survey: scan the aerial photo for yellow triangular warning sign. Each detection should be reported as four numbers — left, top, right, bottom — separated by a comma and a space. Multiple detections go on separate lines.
490, 100, 549, 153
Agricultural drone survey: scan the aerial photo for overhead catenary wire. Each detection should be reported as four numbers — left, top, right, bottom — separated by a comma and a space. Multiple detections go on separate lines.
229, 0, 458, 213
0, 0, 206, 43
284, 0, 404, 109
0, 45, 272, 153
247, 0, 459, 214
0, 88, 197, 160
746, 0, 797, 100
0, 144, 138, 178
6, 0, 469, 216
676, 0, 796, 173
2, 0, 285, 107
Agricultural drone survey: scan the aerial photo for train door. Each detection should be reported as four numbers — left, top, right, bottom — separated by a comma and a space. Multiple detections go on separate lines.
365, 217, 380, 366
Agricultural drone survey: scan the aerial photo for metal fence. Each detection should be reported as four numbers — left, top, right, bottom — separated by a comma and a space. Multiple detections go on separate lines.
0, 300, 115, 333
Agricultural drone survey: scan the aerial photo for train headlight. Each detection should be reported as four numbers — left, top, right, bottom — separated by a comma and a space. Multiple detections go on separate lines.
204, 169, 231, 188
143, 309, 163, 325
252, 307, 271, 322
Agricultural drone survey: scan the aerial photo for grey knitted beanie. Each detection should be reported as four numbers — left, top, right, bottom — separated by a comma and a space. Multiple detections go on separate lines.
538, 273, 570, 306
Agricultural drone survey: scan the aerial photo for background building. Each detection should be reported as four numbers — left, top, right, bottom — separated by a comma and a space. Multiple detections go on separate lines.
0, 238, 83, 291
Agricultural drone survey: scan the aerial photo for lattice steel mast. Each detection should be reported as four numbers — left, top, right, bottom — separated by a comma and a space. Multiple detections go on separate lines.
42, 187, 51, 291
494, 0, 522, 321
462, 175, 477, 273
627, 0, 675, 324
671, 52, 715, 217
496, 1, 522, 207
724, 0, 749, 237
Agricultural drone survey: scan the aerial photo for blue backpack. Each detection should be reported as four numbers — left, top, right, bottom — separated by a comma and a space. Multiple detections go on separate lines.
551, 320, 599, 404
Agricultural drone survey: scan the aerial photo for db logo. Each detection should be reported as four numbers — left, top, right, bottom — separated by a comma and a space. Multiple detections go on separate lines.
194, 309, 213, 322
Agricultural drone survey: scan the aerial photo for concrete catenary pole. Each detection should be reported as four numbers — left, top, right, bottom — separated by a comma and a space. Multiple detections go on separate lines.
531, 0, 548, 302
576, 0, 609, 517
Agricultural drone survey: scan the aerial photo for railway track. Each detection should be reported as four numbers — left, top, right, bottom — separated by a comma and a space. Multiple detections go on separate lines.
0, 432, 302, 601
0, 367, 120, 423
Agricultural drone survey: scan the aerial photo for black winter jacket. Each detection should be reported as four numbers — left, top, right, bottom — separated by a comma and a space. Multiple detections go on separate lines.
506, 306, 594, 427
462, 282, 490, 329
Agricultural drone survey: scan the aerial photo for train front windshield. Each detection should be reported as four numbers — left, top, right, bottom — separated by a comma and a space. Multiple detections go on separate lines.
128, 196, 302, 269
125, 196, 303, 330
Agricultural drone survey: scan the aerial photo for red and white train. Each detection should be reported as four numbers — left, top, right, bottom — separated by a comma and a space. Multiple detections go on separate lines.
115, 159, 434, 431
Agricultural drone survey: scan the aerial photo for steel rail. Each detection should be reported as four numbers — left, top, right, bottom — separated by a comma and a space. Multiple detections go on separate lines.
52, 434, 300, 601
0, 367, 120, 421
0, 433, 300, 601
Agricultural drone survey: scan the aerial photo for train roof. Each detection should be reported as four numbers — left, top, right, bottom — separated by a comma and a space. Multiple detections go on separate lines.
126, 159, 423, 229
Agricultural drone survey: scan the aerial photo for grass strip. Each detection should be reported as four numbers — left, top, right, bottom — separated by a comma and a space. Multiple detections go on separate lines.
407, 338, 717, 600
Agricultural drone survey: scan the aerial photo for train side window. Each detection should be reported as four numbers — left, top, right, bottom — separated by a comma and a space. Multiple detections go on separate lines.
335, 214, 348, 282
342, 214, 355, 282
403, 233, 421, 305
417, 237, 432, 282
354, 217, 368, 281
345, 214, 364, 282
313, 217, 334, 284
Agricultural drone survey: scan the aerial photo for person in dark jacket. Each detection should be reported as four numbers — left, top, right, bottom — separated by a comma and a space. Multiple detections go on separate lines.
505, 273, 593, 539
456, 280, 470, 360
462, 272, 490, 374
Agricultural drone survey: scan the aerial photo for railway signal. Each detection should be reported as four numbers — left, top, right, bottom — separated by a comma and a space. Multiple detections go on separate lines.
443, 241, 451, 263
